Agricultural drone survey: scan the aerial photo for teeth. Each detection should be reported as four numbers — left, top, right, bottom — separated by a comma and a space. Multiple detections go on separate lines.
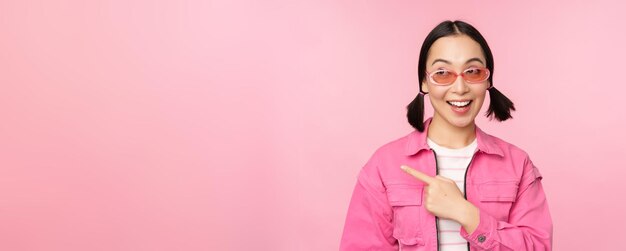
447, 100, 471, 107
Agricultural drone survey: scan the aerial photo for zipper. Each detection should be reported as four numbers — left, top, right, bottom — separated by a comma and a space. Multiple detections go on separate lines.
433, 148, 479, 251
462, 150, 478, 251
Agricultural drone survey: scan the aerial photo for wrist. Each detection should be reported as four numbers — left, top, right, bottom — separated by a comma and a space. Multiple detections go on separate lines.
457, 200, 480, 234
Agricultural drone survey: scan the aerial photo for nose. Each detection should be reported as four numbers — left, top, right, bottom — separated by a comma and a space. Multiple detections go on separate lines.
450, 74, 470, 94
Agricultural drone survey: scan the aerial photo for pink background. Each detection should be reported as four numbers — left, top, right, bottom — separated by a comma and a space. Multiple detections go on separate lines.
1, 0, 624, 250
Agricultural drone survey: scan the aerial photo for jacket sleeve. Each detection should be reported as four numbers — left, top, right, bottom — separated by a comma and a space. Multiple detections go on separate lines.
459, 154, 554, 250
339, 154, 398, 251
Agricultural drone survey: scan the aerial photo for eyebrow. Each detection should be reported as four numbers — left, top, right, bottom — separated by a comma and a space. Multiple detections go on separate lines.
431, 57, 484, 66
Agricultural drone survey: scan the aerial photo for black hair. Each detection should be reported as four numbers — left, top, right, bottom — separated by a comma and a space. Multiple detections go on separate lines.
407, 20, 515, 132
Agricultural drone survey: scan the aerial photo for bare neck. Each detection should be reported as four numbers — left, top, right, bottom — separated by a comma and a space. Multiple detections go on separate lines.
427, 115, 476, 149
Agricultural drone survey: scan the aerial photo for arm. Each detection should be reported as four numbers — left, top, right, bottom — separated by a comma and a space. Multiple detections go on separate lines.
459, 155, 553, 250
339, 155, 398, 251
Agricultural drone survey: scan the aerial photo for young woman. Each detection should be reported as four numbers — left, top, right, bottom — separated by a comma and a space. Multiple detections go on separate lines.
339, 20, 553, 251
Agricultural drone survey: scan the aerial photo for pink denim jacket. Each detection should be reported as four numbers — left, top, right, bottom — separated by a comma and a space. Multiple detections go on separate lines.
340, 117, 553, 250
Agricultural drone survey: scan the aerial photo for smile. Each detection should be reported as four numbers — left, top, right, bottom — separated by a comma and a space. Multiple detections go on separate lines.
446, 100, 472, 107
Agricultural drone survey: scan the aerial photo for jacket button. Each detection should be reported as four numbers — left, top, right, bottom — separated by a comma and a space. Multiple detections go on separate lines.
477, 235, 486, 243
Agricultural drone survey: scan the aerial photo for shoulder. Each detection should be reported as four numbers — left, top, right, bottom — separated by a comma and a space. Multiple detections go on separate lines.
480, 130, 542, 180
482, 130, 532, 161
485, 132, 545, 187
358, 130, 414, 174
355, 132, 415, 192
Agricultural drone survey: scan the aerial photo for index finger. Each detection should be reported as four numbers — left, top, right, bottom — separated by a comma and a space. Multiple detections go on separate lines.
400, 165, 435, 185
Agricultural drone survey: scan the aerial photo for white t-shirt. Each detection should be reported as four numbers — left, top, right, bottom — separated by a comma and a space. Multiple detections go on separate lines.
426, 137, 477, 251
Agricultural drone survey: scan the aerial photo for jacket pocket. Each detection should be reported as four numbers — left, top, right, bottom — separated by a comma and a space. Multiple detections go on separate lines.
386, 184, 425, 247
476, 180, 519, 220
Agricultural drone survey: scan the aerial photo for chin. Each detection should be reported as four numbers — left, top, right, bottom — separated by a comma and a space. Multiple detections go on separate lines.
445, 114, 475, 128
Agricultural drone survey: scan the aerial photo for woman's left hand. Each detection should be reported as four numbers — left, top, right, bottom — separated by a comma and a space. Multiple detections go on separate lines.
400, 164, 479, 230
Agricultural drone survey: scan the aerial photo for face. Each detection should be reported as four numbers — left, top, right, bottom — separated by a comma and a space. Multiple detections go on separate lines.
421, 34, 490, 129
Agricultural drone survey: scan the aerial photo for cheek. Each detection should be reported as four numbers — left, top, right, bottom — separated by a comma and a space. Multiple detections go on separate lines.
427, 93, 448, 109
471, 92, 488, 109
427, 89, 448, 102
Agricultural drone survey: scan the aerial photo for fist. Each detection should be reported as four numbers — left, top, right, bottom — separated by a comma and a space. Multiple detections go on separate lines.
400, 165, 470, 222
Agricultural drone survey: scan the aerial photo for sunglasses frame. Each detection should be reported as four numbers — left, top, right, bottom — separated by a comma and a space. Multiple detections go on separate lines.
426, 66, 491, 86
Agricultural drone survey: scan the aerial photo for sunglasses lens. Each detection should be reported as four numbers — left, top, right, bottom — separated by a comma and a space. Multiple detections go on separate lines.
464, 68, 489, 82
431, 70, 456, 84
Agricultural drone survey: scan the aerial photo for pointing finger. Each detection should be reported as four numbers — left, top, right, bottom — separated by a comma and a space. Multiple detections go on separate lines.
400, 165, 435, 185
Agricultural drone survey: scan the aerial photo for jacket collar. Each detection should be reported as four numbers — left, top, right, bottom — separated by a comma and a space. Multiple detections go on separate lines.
404, 117, 504, 157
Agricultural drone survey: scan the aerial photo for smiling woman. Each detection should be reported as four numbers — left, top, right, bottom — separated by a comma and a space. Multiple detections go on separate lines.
339, 20, 553, 251
409, 21, 515, 134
